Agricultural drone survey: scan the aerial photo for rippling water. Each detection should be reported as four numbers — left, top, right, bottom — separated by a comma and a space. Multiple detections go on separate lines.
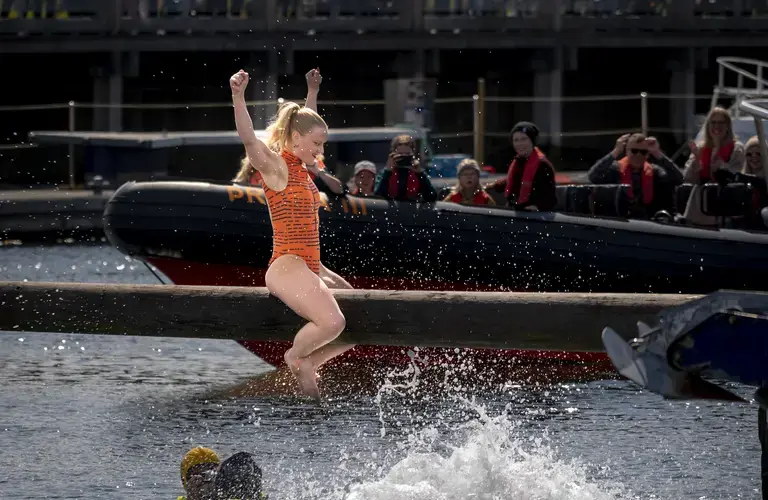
0, 243, 762, 499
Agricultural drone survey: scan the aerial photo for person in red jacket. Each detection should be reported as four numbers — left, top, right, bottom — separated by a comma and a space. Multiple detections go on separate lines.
443, 158, 495, 205
486, 121, 557, 211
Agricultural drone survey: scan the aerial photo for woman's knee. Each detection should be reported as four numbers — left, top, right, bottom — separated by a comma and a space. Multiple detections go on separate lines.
319, 310, 346, 335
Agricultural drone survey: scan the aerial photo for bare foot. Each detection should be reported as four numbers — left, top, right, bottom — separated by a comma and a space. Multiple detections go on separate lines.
284, 349, 322, 403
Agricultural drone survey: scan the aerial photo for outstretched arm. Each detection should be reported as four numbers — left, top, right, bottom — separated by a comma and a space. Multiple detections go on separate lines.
230, 70, 279, 176
304, 68, 321, 113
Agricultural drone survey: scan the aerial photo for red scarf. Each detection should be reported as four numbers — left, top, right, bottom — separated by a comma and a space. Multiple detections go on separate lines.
700, 141, 735, 182
505, 147, 545, 204
388, 168, 421, 200
618, 157, 654, 205
448, 190, 493, 205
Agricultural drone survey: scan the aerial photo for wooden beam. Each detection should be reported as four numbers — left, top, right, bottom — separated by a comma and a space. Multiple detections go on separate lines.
0, 282, 700, 352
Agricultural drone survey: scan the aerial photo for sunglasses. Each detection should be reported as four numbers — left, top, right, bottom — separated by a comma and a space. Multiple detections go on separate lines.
747, 152, 762, 158
629, 148, 649, 155
709, 120, 727, 126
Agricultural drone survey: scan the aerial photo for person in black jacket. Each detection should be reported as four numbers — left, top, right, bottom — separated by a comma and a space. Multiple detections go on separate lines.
486, 121, 557, 211
588, 133, 683, 219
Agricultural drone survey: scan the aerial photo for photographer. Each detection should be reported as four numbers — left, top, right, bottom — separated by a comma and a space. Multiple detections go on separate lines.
374, 135, 438, 202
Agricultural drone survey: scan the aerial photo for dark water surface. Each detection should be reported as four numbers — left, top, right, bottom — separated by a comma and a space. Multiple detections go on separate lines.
0, 243, 761, 499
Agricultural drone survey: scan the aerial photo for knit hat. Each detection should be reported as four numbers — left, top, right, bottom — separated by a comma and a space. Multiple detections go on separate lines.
354, 160, 377, 176
181, 447, 220, 487
510, 121, 539, 144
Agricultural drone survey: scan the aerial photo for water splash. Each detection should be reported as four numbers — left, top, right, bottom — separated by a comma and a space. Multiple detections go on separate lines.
343, 401, 631, 500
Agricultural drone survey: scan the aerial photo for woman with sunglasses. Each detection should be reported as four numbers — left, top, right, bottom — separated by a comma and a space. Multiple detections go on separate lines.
684, 106, 745, 184
743, 135, 767, 179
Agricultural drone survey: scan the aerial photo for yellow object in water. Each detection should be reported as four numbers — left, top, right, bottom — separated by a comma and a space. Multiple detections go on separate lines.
180, 446, 220, 487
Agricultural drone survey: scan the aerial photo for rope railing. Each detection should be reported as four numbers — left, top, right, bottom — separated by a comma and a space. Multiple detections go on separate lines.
0, 88, 725, 187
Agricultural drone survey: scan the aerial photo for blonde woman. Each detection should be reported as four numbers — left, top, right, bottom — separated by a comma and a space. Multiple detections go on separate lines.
743, 135, 767, 179
682, 107, 746, 225
684, 106, 745, 183
230, 68, 353, 402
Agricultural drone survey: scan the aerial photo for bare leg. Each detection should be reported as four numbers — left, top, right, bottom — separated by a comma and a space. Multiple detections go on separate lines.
314, 262, 356, 367
319, 262, 353, 289
265, 256, 348, 401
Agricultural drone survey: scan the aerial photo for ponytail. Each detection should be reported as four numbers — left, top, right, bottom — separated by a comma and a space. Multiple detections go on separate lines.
233, 155, 253, 183
265, 101, 328, 154
265, 101, 302, 153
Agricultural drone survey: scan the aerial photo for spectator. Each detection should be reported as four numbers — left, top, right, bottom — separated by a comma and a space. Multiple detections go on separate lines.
682, 107, 745, 225
307, 154, 346, 196
443, 158, 495, 206
685, 107, 745, 184
486, 121, 557, 211
742, 135, 766, 179
349, 160, 377, 196
374, 134, 437, 202
588, 132, 683, 219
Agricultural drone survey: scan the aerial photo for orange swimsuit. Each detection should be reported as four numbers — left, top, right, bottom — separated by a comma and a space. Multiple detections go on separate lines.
262, 150, 322, 274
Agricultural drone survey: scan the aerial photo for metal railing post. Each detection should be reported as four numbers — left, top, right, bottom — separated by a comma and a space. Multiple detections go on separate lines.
755, 115, 768, 181
473, 77, 486, 166
640, 92, 648, 135
68, 101, 76, 189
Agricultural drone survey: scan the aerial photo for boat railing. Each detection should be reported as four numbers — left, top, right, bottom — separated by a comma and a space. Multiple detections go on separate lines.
714, 57, 768, 118
738, 99, 768, 178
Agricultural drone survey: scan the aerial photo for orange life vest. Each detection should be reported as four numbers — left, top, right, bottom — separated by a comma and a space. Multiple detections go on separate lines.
700, 141, 735, 182
618, 157, 654, 205
505, 147, 545, 204
447, 190, 493, 205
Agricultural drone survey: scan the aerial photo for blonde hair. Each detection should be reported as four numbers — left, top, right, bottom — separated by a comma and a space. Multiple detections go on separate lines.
234, 155, 253, 183
233, 101, 327, 183
702, 106, 734, 148
744, 135, 766, 176
450, 158, 481, 195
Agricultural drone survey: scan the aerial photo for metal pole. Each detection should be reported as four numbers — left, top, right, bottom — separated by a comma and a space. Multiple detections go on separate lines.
640, 92, 648, 135
755, 115, 768, 181
473, 77, 486, 166
68, 101, 75, 189
759, 406, 768, 500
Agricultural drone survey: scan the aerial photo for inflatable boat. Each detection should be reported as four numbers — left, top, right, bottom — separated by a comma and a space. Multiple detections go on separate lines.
102, 180, 768, 382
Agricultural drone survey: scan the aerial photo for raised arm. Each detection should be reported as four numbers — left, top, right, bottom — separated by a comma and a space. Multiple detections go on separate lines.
304, 68, 321, 113
230, 70, 280, 177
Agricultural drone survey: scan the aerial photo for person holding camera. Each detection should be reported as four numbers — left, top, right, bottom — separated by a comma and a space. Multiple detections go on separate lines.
374, 135, 438, 202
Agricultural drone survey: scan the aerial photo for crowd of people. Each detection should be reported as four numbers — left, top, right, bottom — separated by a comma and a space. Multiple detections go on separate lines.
243, 101, 765, 229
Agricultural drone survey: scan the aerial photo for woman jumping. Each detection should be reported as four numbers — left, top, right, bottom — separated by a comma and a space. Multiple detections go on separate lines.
230, 67, 354, 402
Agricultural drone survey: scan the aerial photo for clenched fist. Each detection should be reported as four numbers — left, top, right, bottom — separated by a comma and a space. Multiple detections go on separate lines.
230, 70, 249, 97
305, 68, 322, 92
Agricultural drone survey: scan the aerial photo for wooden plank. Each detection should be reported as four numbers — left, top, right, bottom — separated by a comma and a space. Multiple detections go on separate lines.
0, 281, 700, 351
